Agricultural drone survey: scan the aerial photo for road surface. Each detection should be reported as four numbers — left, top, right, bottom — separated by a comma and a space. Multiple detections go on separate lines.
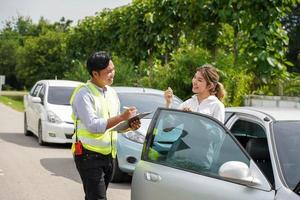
0, 103, 131, 200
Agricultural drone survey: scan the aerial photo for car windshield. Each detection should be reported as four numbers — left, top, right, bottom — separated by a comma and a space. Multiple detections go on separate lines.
118, 93, 182, 118
273, 121, 300, 190
48, 86, 76, 105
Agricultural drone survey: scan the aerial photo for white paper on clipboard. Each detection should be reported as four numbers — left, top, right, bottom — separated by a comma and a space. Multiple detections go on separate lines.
112, 112, 151, 132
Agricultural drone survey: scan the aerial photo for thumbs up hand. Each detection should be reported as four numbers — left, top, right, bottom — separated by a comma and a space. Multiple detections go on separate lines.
164, 87, 173, 108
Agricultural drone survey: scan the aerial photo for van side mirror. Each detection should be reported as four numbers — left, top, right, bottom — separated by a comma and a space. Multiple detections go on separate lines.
32, 97, 42, 104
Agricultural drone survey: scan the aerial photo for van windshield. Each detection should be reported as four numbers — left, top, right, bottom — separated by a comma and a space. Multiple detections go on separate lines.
48, 86, 76, 105
118, 93, 182, 119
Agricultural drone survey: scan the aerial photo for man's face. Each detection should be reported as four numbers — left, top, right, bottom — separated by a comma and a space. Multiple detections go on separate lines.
93, 60, 115, 87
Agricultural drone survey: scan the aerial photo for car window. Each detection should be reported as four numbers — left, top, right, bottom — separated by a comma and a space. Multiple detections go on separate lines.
230, 119, 274, 186
224, 112, 234, 123
118, 93, 182, 118
231, 120, 266, 138
29, 84, 38, 96
145, 109, 250, 178
47, 86, 76, 105
230, 120, 266, 149
32, 84, 43, 97
38, 85, 45, 102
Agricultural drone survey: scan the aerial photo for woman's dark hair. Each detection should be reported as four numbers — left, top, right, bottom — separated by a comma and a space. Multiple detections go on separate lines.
197, 64, 226, 101
86, 51, 111, 76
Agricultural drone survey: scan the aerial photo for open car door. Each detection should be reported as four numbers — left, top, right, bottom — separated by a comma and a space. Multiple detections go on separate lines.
132, 108, 274, 200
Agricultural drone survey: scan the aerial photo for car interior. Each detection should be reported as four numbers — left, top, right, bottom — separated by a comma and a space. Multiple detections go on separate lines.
230, 119, 274, 186
246, 138, 274, 185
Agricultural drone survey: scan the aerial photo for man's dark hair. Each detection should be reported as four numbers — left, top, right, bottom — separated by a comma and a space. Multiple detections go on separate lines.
86, 51, 111, 76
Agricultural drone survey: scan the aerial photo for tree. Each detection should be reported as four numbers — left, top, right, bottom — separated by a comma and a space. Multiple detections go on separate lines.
0, 18, 30, 90
0, 38, 22, 89
16, 31, 68, 88
282, 4, 300, 73
214, 0, 298, 94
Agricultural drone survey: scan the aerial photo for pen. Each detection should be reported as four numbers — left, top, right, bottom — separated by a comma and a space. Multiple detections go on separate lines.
123, 106, 130, 110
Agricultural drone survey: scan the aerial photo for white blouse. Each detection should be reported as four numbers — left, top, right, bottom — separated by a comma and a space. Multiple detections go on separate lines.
178, 95, 225, 123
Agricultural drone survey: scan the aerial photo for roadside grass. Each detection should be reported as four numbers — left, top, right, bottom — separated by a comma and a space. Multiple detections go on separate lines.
0, 95, 24, 112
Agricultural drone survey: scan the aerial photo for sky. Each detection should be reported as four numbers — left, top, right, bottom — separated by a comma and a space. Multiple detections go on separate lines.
0, 0, 132, 29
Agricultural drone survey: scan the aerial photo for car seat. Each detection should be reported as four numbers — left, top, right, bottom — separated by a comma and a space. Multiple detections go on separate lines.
246, 138, 274, 186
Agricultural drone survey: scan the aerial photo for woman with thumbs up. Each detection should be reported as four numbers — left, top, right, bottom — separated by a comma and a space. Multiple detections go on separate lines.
164, 64, 225, 123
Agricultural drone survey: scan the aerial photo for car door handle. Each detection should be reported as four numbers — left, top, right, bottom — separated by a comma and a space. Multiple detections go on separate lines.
144, 171, 161, 182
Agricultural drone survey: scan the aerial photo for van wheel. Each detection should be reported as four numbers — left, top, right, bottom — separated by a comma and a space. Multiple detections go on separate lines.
24, 113, 32, 136
38, 120, 45, 145
111, 158, 130, 183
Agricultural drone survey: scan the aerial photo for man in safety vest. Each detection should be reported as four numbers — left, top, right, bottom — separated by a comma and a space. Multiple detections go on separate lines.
70, 51, 140, 200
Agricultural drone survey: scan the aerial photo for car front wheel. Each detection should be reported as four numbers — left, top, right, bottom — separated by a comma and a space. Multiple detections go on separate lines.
111, 158, 130, 183
38, 120, 45, 145
24, 113, 32, 136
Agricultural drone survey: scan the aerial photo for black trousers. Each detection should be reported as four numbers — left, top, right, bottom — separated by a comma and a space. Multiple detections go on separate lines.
74, 149, 113, 200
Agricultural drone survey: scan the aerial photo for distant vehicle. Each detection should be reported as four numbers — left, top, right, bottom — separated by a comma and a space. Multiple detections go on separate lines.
24, 80, 83, 145
111, 87, 183, 182
132, 107, 300, 200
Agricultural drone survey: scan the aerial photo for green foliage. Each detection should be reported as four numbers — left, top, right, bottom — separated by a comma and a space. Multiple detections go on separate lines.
0, 95, 24, 112
0, 16, 73, 90
16, 31, 68, 88
283, 73, 300, 96
0, 38, 23, 89
215, 51, 253, 106
113, 55, 139, 86
214, 0, 296, 92
282, 4, 300, 73
64, 0, 298, 97
137, 45, 253, 106
1, 0, 299, 103
137, 45, 211, 100
64, 55, 140, 87
4, 16, 38, 37
137, 58, 171, 89
63, 59, 89, 82
167, 45, 212, 100
254, 70, 300, 97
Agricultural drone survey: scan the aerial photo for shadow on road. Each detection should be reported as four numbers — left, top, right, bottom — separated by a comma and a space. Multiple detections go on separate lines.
40, 158, 132, 189
0, 132, 72, 149
109, 182, 132, 190
40, 157, 82, 183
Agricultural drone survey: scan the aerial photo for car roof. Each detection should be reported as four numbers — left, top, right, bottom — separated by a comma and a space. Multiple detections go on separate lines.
113, 86, 165, 95
226, 106, 300, 121
113, 86, 183, 102
37, 80, 83, 87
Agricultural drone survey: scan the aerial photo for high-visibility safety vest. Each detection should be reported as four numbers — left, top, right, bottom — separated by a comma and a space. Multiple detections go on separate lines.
70, 81, 119, 158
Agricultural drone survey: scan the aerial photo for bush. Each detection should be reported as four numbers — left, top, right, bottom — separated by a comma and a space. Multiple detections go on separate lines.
215, 51, 253, 106
113, 55, 139, 86
64, 59, 89, 82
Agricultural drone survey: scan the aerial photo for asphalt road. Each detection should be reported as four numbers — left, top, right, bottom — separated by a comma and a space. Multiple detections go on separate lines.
0, 103, 131, 200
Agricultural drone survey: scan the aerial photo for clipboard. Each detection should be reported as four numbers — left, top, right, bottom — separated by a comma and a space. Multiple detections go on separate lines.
112, 112, 151, 132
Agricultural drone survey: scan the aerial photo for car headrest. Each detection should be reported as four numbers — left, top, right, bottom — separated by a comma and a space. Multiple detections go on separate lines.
246, 138, 270, 161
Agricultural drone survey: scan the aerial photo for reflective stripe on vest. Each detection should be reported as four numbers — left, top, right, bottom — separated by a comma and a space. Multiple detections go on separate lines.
70, 81, 118, 158
72, 134, 110, 147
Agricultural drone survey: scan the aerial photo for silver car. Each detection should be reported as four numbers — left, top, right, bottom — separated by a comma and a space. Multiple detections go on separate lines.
111, 87, 182, 182
132, 107, 300, 200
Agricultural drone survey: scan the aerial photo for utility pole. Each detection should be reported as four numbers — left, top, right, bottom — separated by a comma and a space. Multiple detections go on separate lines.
0, 75, 5, 96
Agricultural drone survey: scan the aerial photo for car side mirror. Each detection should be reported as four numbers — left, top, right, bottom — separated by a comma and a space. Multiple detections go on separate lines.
32, 97, 42, 104
218, 161, 260, 186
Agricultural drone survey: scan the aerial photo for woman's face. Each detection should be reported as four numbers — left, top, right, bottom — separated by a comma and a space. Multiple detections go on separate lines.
192, 71, 211, 94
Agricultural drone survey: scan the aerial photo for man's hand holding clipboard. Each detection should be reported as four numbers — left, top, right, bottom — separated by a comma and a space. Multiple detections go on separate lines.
112, 106, 151, 132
